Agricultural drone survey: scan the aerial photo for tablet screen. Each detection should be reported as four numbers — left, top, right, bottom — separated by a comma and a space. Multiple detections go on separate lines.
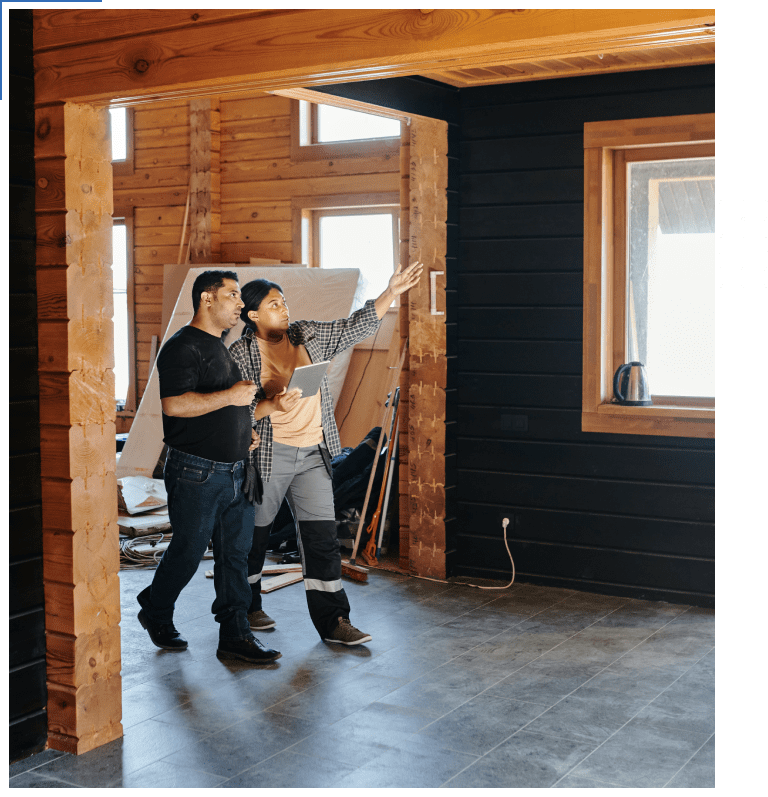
286, 361, 331, 397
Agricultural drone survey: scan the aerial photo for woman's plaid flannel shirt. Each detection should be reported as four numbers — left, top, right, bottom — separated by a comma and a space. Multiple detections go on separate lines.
228, 299, 381, 481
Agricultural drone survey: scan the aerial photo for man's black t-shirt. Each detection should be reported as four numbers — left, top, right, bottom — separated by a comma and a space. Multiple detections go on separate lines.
157, 325, 251, 462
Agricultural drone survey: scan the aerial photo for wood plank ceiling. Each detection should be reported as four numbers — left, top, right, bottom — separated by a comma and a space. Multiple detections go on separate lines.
419, 26, 714, 87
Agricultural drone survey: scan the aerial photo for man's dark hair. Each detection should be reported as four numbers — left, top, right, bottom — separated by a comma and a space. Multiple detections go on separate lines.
191, 270, 239, 313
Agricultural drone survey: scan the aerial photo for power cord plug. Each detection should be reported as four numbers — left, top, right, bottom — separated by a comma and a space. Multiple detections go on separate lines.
467, 517, 515, 590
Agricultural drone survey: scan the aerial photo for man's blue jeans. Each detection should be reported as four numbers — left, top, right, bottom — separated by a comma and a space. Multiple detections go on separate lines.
137, 447, 254, 640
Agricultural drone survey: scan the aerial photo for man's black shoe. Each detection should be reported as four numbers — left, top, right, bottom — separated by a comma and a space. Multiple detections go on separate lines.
137, 609, 188, 650
217, 633, 281, 663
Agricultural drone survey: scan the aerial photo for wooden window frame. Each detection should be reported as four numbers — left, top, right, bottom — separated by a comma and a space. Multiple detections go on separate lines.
582, 113, 715, 438
289, 98, 401, 162
292, 194, 401, 318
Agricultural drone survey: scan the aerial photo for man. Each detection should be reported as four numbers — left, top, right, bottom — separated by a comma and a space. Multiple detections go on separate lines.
136, 270, 280, 663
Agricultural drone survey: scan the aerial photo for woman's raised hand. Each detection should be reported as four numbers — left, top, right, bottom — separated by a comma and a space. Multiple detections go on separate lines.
388, 261, 423, 297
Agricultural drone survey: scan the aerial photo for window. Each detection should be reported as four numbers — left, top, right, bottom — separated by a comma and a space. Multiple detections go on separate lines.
309, 103, 401, 143
290, 99, 401, 162
582, 114, 715, 438
625, 156, 714, 398
109, 106, 134, 176
293, 195, 400, 299
109, 107, 127, 160
315, 207, 399, 298
110, 106, 135, 409
288, 97, 405, 306
112, 220, 129, 408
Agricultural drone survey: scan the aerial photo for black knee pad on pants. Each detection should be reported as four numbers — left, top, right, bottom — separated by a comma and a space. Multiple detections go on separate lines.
297, 520, 350, 638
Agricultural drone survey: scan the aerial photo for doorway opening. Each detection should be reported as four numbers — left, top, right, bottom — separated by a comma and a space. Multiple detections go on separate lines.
36, 84, 447, 753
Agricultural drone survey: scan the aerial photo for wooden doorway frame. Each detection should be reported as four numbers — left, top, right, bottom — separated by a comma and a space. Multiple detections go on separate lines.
35, 78, 446, 757
34, 3, 708, 758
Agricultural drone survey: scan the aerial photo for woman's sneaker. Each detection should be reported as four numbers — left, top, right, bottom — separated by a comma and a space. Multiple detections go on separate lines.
324, 617, 372, 646
248, 610, 276, 630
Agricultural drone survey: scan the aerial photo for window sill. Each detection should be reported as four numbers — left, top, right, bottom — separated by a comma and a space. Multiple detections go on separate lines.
583, 402, 714, 438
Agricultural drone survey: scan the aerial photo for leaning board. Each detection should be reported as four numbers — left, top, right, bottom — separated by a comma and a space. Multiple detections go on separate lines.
117, 267, 365, 478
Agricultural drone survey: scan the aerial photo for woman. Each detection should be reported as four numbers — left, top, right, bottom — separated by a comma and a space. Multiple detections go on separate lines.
229, 261, 422, 646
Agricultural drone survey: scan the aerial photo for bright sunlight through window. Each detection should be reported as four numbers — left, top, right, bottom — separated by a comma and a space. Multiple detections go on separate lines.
316, 105, 400, 143
109, 107, 127, 161
318, 214, 396, 298
112, 223, 129, 405
627, 157, 715, 398
646, 231, 715, 397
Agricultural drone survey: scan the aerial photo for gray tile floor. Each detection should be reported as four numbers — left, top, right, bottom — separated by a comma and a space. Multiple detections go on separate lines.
10, 561, 715, 788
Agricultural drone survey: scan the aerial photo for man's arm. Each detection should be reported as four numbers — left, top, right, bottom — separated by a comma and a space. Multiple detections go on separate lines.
161, 391, 230, 418
161, 380, 257, 417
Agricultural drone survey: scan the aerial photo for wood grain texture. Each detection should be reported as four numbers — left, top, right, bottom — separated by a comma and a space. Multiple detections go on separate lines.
34, 8, 714, 103
35, 102, 122, 754
406, 117, 448, 579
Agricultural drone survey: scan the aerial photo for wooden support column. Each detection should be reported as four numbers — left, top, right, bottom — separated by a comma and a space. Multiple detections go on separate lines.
406, 118, 449, 579
189, 97, 221, 263
35, 102, 122, 754
398, 123, 412, 570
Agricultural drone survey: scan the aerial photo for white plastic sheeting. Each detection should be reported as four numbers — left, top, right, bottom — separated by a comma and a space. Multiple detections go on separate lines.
117, 267, 364, 478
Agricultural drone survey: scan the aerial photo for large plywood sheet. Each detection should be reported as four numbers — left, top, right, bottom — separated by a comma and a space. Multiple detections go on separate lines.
160, 261, 301, 339
118, 267, 364, 478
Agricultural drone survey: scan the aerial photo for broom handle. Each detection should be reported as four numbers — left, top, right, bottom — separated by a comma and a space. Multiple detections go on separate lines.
350, 341, 407, 565
377, 411, 400, 559
363, 389, 400, 560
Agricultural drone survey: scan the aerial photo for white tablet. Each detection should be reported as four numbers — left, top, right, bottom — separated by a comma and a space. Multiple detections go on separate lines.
286, 360, 331, 397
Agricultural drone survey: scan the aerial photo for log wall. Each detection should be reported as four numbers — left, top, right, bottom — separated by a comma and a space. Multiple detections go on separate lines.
405, 118, 449, 577
35, 100, 123, 754
114, 91, 401, 428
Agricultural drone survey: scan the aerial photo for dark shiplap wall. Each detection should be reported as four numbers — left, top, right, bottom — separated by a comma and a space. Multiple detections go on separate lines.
8, 10, 48, 761
455, 65, 715, 605
316, 69, 715, 606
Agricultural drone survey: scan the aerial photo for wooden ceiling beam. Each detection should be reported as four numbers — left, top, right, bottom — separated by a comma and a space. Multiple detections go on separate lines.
33, 8, 714, 106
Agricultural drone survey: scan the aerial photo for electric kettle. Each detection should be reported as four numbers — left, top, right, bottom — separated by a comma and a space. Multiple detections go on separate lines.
613, 362, 652, 406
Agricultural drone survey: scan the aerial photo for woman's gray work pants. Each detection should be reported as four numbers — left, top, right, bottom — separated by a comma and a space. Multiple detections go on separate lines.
248, 441, 349, 638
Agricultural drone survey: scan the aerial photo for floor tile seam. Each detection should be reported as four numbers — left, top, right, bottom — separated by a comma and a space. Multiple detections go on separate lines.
257, 670, 411, 710
417, 596, 645, 732
428, 598, 601, 667
660, 730, 715, 788
130, 757, 229, 785
628, 714, 715, 738
157, 726, 320, 781
445, 589, 573, 624
8, 752, 70, 778
471, 628, 677, 788
225, 732, 366, 780
436, 721, 566, 788
147, 711, 257, 736
255, 659, 414, 713
22, 767, 92, 789
546, 660, 710, 789
560, 772, 628, 788
122, 689, 196, 713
